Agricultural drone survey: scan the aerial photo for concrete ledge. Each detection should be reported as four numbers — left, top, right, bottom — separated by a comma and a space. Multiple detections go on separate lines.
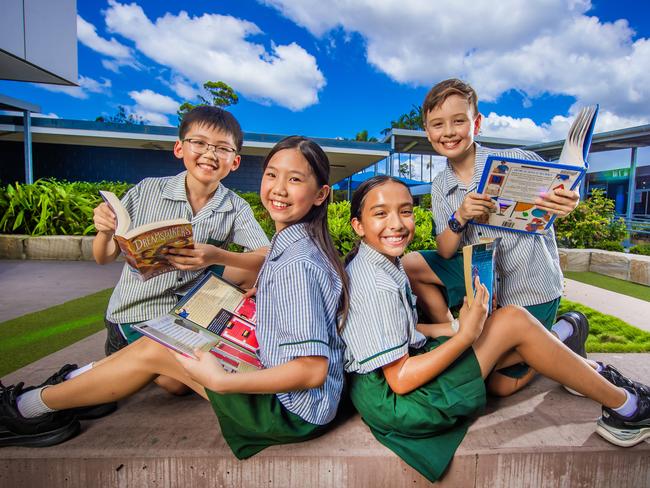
558, 248, 650, 286
1, 333, 649, 487
0, 234, 27, 259
0, 235, 123, 262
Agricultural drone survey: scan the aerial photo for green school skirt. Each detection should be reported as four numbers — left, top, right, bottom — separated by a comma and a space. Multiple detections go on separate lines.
349, 338, 486, 482
206, 390, 328, 459
418, 251, 466, 309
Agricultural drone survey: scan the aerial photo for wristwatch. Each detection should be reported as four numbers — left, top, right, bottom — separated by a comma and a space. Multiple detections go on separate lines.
448, 212, 467, 234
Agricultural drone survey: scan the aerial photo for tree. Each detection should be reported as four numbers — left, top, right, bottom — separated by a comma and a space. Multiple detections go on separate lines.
178, 81, 239, 119
354, 130, 378, 142
381, 104, 424, 136
95, 106, 144, 125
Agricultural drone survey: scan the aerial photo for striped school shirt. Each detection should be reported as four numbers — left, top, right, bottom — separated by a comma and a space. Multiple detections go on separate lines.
430, 144, 564, 307
342, 241, 427, 374
256, 223, 344, 425
106, 172, 270, 323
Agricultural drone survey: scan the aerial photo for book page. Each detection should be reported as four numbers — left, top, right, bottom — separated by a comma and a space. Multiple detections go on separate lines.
174, 275, 244, 327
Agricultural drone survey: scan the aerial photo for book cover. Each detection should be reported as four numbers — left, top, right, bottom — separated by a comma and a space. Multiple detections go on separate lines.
132, 271, 263, 373
462, 238, 500, 315
476, 105, 598, 235
100, 190, 194, 281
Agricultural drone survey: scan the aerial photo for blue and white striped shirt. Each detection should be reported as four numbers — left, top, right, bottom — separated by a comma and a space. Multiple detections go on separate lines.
256, 223, 344, 425
342, 242, 427, 374
430, 144, 564, 307
106, 172, 270, 323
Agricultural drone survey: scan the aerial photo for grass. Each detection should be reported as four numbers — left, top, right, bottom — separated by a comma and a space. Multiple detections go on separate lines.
558, 299, 650, 353
564, 271, 650, 302
0, 290, 648, 378
0, 289, 112, 377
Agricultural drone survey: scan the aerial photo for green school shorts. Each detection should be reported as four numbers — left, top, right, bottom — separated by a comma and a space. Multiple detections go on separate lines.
349, 337, 486, 483
417, 251, 465, 309
206, 390, 328, 459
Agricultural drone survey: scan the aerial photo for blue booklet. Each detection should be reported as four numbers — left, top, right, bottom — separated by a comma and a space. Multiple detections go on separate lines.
462, 238, 501, 315
475, 105, 598, 235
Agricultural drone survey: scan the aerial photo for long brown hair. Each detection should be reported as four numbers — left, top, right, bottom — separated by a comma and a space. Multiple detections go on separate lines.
263, 136, 350, 330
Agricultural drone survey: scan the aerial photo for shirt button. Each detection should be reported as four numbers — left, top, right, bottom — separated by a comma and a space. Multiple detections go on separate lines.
478, 232, 482, 236
177, 278, 183, 283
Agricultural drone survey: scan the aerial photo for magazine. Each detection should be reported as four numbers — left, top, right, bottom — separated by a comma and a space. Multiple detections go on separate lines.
476, 105, 598, 234
132, 271, 263, 372
100, 190, 194, 281
462, 238, 500, 315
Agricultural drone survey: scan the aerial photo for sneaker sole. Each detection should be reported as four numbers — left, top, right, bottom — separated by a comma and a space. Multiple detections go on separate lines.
72, 402, 117, 421
596, 418, 650, 447
563, 384, 586, 397
0, 419, 80, 448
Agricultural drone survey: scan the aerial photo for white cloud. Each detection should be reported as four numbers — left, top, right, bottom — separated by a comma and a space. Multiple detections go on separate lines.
102, 1, 325, 110
37, 75, 112, 99
126, 89, 180, 126
77, 15, 131, 59
263, 0, 650, 121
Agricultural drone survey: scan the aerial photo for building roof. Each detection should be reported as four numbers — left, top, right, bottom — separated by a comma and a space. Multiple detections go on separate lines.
0, 115, 390, 184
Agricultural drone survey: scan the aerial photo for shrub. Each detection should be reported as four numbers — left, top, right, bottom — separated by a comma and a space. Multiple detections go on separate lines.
594, 240, 625, 252
555, 189, 627, 248
0, 179, 132, 236
630, 243, 650, 256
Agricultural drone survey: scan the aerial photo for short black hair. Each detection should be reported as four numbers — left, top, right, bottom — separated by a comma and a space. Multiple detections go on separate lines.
178, 106, 243, 152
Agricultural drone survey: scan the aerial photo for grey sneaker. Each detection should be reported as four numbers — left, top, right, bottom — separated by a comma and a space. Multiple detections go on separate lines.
596, 387, 650, 447
0, 381, 80, 448
558, 311, 590, 396
598, 362, 650, 396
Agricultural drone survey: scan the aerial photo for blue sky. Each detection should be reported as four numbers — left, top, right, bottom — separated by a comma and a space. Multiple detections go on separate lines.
2, 0, 650, 144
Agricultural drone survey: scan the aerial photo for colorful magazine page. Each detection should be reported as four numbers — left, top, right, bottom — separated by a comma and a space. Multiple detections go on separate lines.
462, 238, 500, 315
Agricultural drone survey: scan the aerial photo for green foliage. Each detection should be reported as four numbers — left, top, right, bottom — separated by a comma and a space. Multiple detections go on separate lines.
96, 106, 144, 125
594, 240, 625, 252
558, 299, 650, 352
236, 191, 274, 240
328, 201, 355, 255
0, 179, 132, 236
408, 206, 437, 252
354, 130, 378, 142
419, 193, 432, 209
555, 189, 627, 248
630, 243, 650, 256
178, 81, 239, 119
381, 104, 424, 136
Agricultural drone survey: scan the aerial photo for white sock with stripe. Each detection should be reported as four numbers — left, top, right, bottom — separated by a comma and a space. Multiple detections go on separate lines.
16, 387, 56, 419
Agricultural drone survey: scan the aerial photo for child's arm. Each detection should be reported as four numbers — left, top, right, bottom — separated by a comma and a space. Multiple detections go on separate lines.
416, 321, 457, 338
534, 188, 580, 218
175, 350, 328, 394
164, 245, 268, 272
435, 193, 494, 258
92, 203, 121, 264
382, 281, 489, 395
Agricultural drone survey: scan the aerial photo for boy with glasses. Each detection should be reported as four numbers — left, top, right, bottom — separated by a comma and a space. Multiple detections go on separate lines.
40, 107, 270, 416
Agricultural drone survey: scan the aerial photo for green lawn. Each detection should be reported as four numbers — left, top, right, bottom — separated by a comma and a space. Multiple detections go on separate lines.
0, 290, 648, 378
564, 271, 650, 302
0, 289, 112, 377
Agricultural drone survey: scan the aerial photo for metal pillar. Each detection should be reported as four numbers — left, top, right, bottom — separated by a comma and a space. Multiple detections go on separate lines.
23, 110, 34, 184
624, 147, 638, 247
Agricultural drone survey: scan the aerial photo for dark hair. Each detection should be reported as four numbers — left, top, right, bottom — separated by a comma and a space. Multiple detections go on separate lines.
178, 106, 243, 152
345, 175, 412, 266
263, 136, 350, 330
422, 78, 479, 127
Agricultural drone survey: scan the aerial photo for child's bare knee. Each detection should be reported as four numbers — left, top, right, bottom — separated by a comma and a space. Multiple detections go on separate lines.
155, 376, 191, 396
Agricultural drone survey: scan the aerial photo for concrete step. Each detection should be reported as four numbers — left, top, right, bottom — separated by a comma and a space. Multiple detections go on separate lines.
1, 332, 649, 487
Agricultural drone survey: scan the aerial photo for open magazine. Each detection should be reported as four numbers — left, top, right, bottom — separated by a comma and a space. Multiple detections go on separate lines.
132, 271, 263, 372
476, 105, 598, 234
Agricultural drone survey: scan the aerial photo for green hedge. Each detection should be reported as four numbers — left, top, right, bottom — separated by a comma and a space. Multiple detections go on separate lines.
0, 179, 437, 256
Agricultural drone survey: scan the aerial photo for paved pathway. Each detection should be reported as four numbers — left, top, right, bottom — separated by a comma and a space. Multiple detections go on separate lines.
0, 259, 123, 322
564, 278, 650, 332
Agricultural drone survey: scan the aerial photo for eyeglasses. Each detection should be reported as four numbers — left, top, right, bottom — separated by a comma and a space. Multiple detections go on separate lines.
182, 139, 237, 159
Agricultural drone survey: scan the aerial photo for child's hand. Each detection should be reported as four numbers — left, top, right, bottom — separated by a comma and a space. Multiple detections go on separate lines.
457, 277, 489, 344
243, 287, 257, 299
93, 203, 117, 234
534, 188, 579, 217
456, 193, 495, 225
165, 243, 222, 270
174, 348, 228, 391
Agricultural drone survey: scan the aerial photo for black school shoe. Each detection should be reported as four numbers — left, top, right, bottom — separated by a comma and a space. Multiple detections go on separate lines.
0, 382, 80, 447
33, 364, 117, 420
558, 311, 590, 396
596, 386, 650, 447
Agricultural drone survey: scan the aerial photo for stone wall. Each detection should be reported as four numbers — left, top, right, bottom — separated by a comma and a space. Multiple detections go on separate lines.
558, 248, 650, 286
0, 235, 123, 262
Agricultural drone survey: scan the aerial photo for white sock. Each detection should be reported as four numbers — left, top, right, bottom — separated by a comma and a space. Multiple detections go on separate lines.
613, 389, 638, 418
16, 387, 56, 418
551, 319, 573, 342
64, 362, 94, 380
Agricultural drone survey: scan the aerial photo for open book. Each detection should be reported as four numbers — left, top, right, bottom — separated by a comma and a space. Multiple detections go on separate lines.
476, 105, 599, 234
100, 190, 194, 281
132, 271, 263, 373
463, 238, 500, 315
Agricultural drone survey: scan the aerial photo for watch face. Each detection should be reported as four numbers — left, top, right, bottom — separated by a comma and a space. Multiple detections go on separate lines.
448, 217, 462, 233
